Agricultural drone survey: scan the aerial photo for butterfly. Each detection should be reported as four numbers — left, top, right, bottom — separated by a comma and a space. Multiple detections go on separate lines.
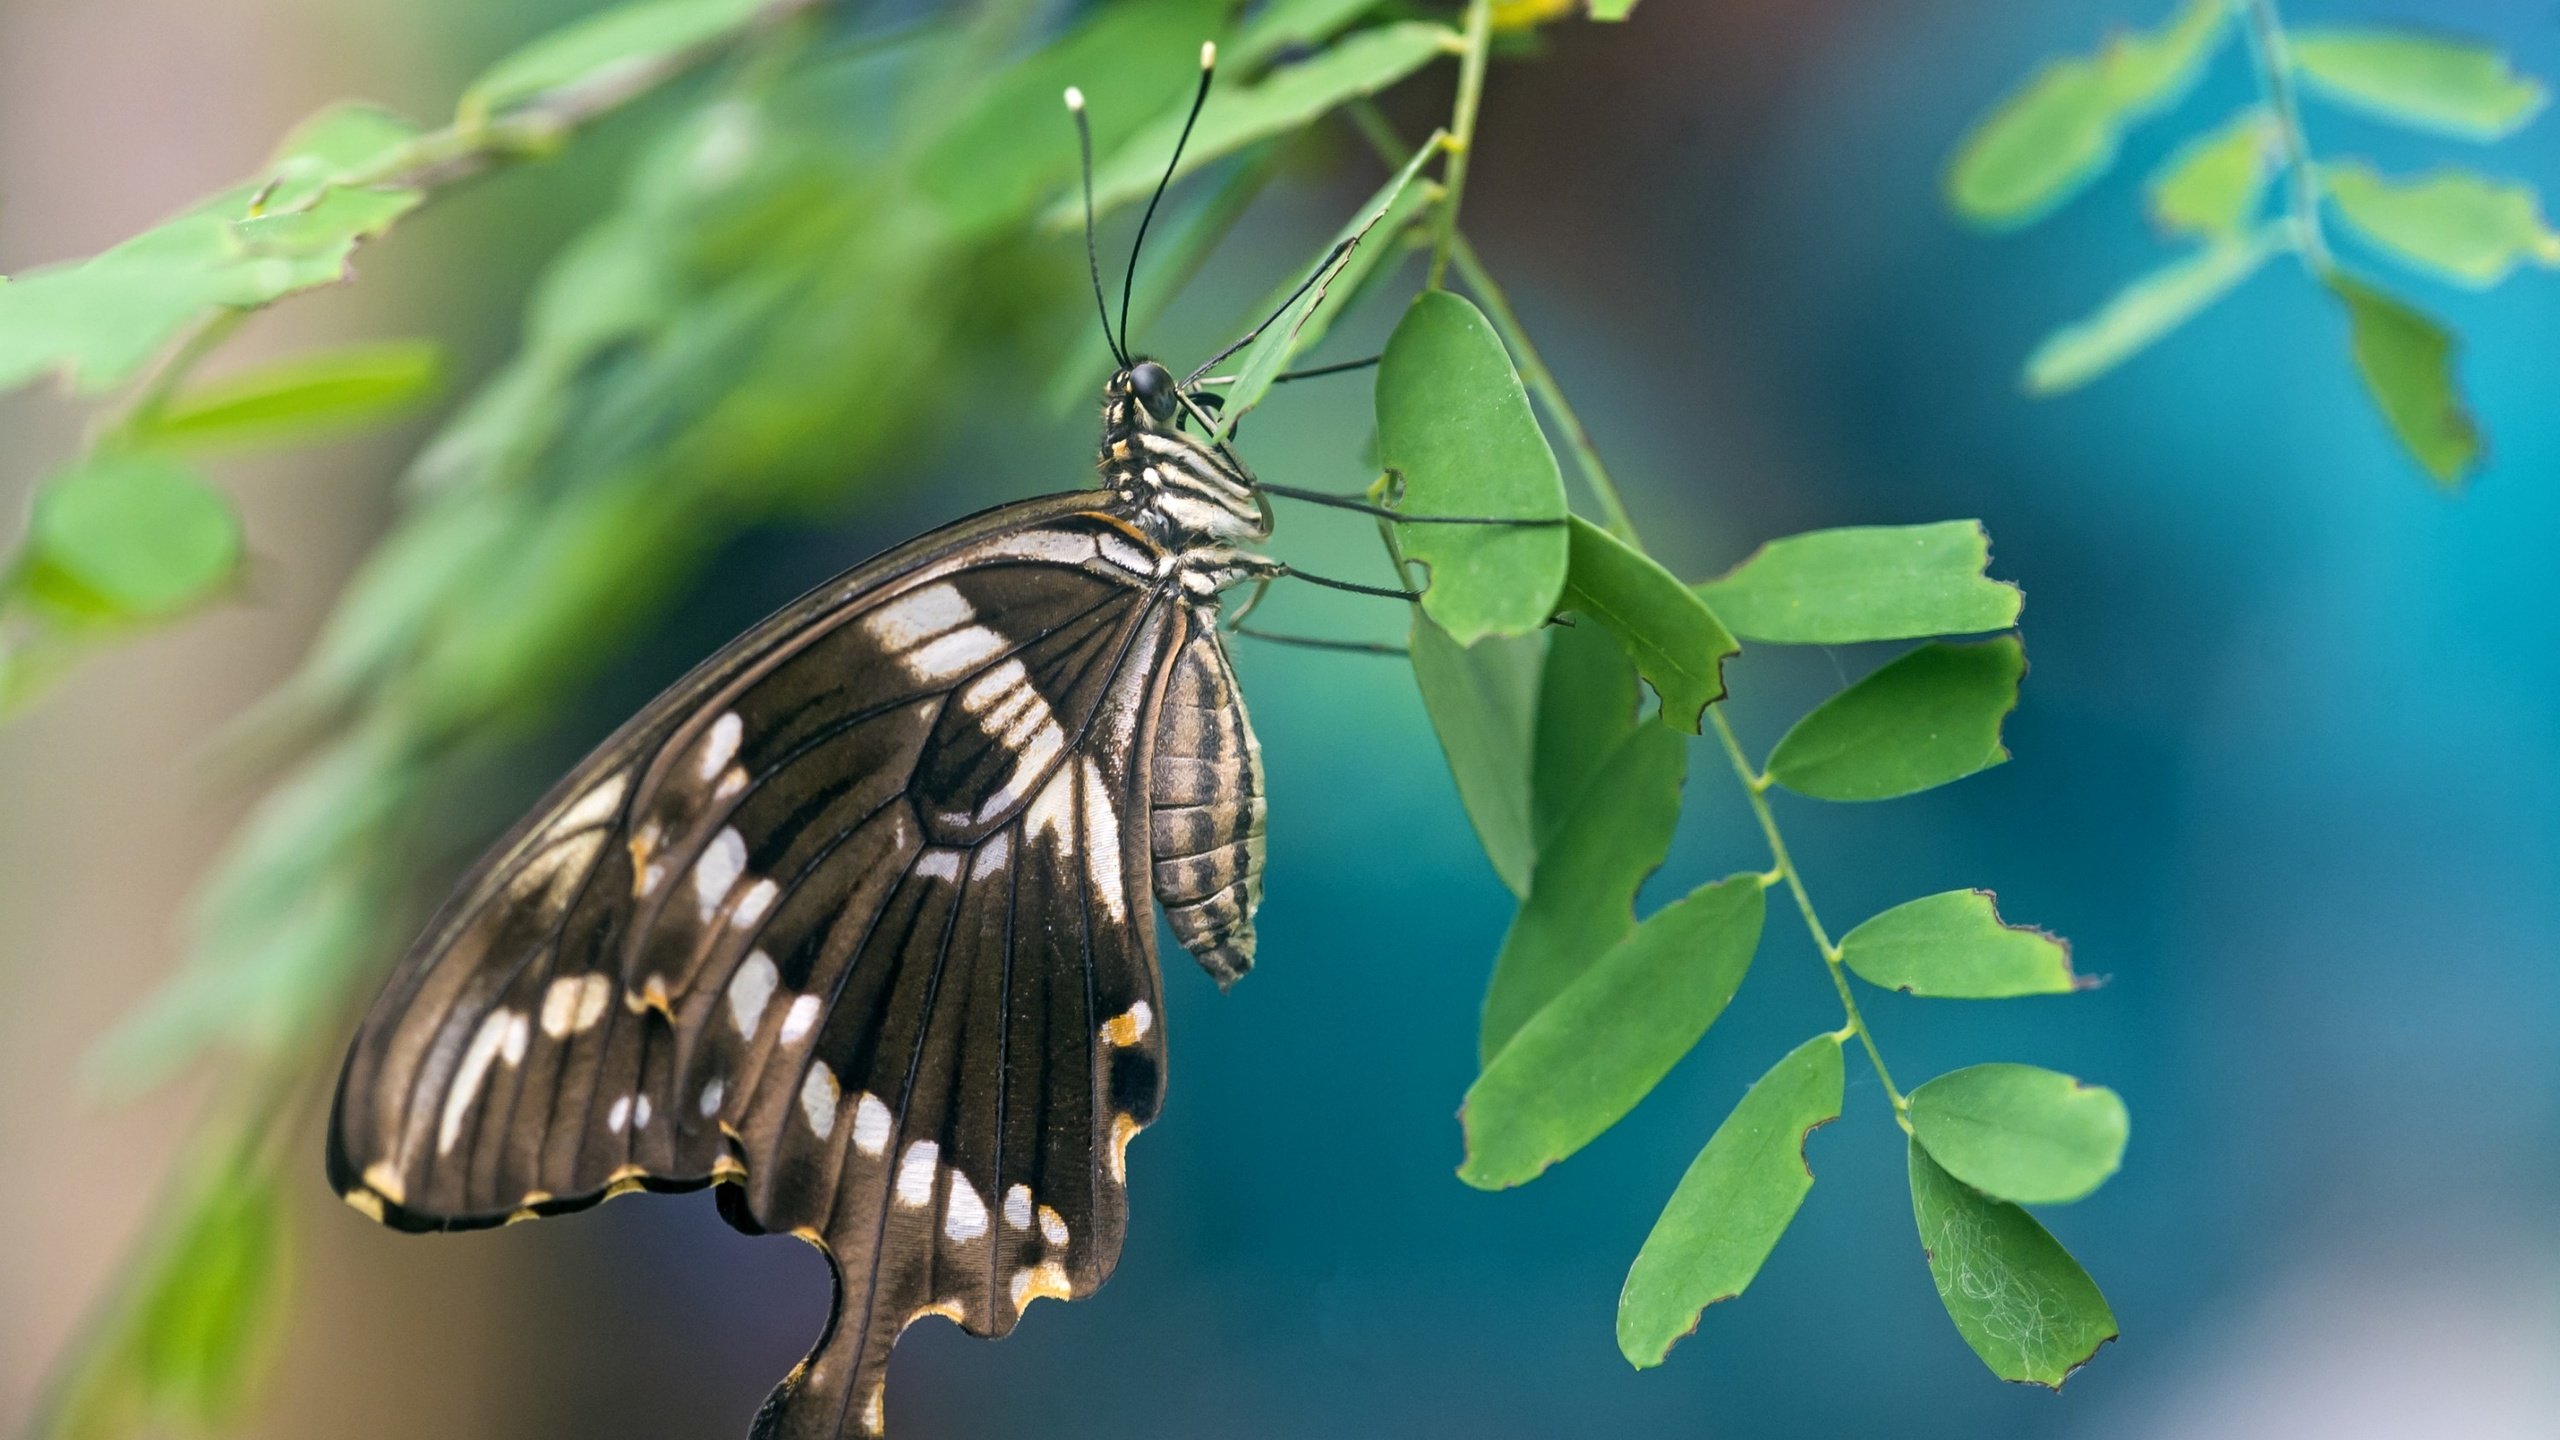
327, 347, 1284, 1438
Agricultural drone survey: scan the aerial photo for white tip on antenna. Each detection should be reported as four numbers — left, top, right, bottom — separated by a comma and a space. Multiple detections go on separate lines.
1200, 40, 1217, 69
1064, 85, 1086, 111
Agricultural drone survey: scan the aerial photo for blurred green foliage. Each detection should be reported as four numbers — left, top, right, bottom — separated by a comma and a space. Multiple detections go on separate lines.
4, 0, 2131, 1430
1948, 0, 2554, 486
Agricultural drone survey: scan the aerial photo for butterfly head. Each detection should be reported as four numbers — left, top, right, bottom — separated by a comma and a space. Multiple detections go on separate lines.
1101, 360, 1270, 546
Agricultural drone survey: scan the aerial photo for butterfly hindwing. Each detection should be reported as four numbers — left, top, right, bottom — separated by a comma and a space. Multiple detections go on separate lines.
328, 498, 1190, 1436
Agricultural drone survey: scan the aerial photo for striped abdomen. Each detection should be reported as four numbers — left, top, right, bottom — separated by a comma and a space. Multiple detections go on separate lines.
1149, 619, 1264, 985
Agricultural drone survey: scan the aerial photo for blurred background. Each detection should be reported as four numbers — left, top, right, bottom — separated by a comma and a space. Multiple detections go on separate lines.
4, 0, 2557, 1437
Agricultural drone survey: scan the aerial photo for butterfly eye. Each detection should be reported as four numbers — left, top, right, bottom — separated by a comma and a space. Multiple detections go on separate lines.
1128, 361, 1177, 420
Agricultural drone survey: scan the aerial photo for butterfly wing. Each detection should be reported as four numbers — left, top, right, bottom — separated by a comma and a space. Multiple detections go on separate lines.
328, 495, 1195, 1438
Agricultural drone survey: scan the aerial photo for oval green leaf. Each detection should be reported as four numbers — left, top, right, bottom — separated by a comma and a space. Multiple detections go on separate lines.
27, 454, 241, 619
2025, 235, 2278, 395
1695, 521, 2020, 645
1558, 518, 1734, 732
1908, 1063, 2128, 1205
2147, 106, 2275, 241
1839, 890, 2084, 998
1909, 1139, 2117, 1388
138, 340, 444, 451
1074, 21, 1458, 220
1379, 290, 1570, 643
1530, 616, 1639, 846
1461, 873, 1766, 1189
1944, 0, 2229, 227
1479, 720, 1686, 1061
2323, 161, 2560, 288
1764, 637, 2023, 803
2327, 273, 2481, 487
1617, 1033, 1843, 1368
1409, 615, 1542, 897
2289, 27, 2550, 141
462, 0, 768, 121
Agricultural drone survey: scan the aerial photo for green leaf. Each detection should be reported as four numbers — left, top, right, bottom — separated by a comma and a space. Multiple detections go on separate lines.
2326, 273, 2481, 486
2024, 235, 2278, 395
1379, 290, 1571, 643
1617, 1033, 1843, 1367
1908, 1064, 2129, 1205
1556, 518, 1735, 733
1909, 1139, 2117, 1388
1229, 0, 1384, 69
920, 0, 1227, 238
461, 0, 767, 120
1462, 873, 1765, 1189
1589, 0, 1639, 20
2289, 27, 2549, 141
1409, 616, 1542, 896
1764, 637, 2024, 803
135, 340, 444, 451
1214, 133, 1440, 435
2322, 161, 2560, 288
1074, 21, 1458, 220
1696, 521, 2020, 646
23, 454, 241, 619
1530, 616, 1639, 846
1479, 720, 1687, 1061
0, 106, 424, 396
2147, 107, 2276, 241
1839, 890, 2084, 998
1944, 0, 2230, 227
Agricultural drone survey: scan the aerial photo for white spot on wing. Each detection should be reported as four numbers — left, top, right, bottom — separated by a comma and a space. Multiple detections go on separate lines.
698, 712, 742, 781
539, 973, 612, 1038
905, 625, 1006, 682
915, 848, 963, 883
694, 828, 747, 919
896, 1141, 939, 1206
853, 1092, 893, 1156
1099, 533, 1155, 575
728, 951, 778, 1035
1027, 765, 1075, 853
550, 773, 628, 835
437, 1011, 513, 1155
1082, 757, 1126, 922
800, 1063, 840, 1139
945, 1176, 989, 1241
731, 878, 778, 929
607, 1095, 632, 1133
699, 1077, 727, 1117
864, 582, 971, 649
1039, 1204, 1070, 1247
1102, 1000, 1152, 1048
780, 994, 822, 1044
633, 1095, 653, 1130
500, 1012, 530, 1066
1004, 1184, 1033, 1230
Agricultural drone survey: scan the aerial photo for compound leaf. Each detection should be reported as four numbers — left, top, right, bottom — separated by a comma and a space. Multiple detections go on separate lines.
1765, 637, 2023, 803
2289, 27, 2549, 140
1410, 616, 1542, 897
2323, 161, 2560, 288
1909, 1140, 2117, 1387
1462, 874, 1765, 1189
1697, 521, 2019, 645
1839, 890, 2083, 998
2327, 272, 2480, 486
1908, 1063, 2129, 1205
2025, 235, 2278, 395
1617, 1033, 1842, 1367
1558, 518, 1734, 732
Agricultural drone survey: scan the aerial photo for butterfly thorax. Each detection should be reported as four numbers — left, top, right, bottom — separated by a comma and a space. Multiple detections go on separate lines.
1100, 362, 1272, 566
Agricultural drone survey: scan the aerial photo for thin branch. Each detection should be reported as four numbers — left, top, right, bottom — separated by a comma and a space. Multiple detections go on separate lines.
1427, 0, 1494, 289
2236, 0, 2332, 274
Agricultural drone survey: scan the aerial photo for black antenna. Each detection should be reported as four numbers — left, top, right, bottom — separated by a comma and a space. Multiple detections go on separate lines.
1066, 86, 1129, 369
1119, 41, 1217, 359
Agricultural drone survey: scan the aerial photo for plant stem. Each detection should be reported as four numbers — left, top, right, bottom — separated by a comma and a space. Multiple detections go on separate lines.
1427, 0, 1495, 289
2235, 0, 2332, 274
1711, 710, 1908, 1116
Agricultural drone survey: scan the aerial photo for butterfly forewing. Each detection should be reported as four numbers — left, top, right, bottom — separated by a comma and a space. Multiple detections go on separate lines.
329, 497, 1192, 1437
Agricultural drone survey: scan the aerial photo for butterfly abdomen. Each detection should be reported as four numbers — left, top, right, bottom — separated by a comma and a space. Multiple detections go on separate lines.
1147, 619, 1265, 986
